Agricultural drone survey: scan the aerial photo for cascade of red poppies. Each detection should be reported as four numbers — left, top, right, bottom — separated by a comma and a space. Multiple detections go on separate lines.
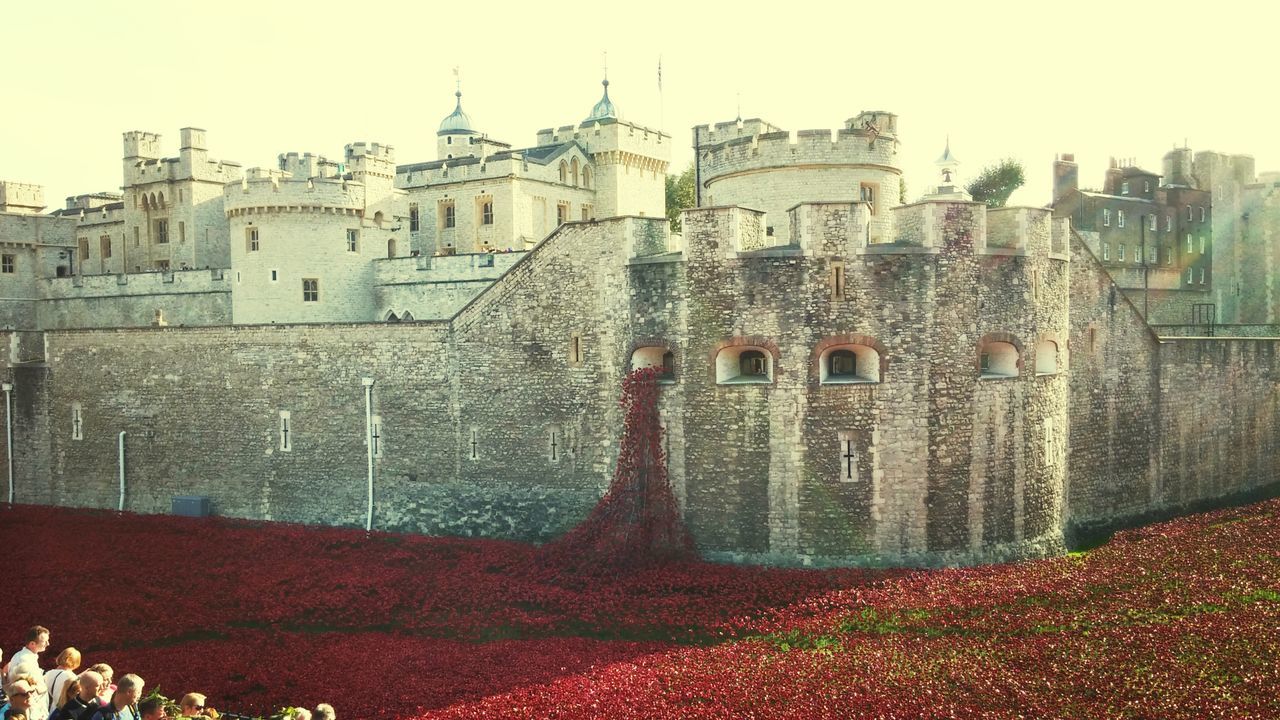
536, 366, 696, 571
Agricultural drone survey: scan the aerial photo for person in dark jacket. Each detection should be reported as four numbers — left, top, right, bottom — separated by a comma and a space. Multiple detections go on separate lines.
85, 674, 141, 720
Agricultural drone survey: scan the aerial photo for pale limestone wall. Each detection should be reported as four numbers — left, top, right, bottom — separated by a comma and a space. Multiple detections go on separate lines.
68, 208, 126, 275
0, 213, 77, 328
37, 269, 231, 329
226, 177, 387, 324
699, 125, 900, 245
0, 181, 45, 214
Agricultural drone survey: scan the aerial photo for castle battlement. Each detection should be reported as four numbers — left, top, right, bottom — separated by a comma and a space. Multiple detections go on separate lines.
224, 175, 364, 215
535, 118, 669, 158
692, 118, 785, 147
396, 153, 527, 188
345, 142, 395, 161
698, 126, 899, 181
0, 181, 46, 214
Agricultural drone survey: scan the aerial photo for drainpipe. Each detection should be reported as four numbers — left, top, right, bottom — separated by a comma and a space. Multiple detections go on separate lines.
2, 381, 12, 505
118, 431, 127, 511
362, 377, 375, 532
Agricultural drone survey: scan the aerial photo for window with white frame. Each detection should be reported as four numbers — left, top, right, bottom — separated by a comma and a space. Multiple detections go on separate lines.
1035, 339, 1059, 376
409, 203, 420, 232
246, 227, 260, 252
346, 229, 359, 253
819, 344, 882, 384
1165, 215, 1172, 232
1187, 234, 1193, 253
715, 346, 773, 384
1102, 243, 1110, 261
1199, 206, 1206, 222
1118, 210, 1125, 228
1149, 215, 1157, 231
1121, 181, 1130, 195
1200, 267, 1206, 284
1187, 267, 1194, 284
1199, 236, 1205, 254
980, 341, 1019, 378
1103, 208, 1111, 226
1118, 244, 1125, 261
1187, 205, 1193, 221
302, 278, 319, 302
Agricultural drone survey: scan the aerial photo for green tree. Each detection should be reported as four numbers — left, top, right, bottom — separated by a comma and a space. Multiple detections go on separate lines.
966, 159, 1025, 208
665, 163, 696, 232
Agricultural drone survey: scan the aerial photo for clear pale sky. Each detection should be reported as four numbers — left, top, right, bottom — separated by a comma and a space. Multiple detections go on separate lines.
4, 0, 1276, 210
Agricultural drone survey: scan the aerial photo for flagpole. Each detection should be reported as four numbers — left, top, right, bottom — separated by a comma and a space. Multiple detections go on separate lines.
658, 55, 664, 133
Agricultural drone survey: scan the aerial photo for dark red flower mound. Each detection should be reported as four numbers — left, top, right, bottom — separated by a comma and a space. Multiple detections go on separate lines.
3, 495, 1280, 718
535, 366, 696, 574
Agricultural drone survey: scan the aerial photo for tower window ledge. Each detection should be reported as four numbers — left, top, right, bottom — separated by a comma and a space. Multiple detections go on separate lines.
719, 375, 772, 385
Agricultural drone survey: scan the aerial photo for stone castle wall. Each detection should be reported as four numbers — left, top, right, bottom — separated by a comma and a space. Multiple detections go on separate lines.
38, 269, 232, 329
1, 204, 1277, 567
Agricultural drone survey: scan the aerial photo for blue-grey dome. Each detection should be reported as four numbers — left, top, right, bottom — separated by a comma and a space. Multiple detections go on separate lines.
584, 79, 618, 122
438, 91, 474, 135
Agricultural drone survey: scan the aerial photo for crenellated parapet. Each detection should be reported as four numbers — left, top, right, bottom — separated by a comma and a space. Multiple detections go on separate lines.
223, 176, 365, 218
698, 126, 899, 182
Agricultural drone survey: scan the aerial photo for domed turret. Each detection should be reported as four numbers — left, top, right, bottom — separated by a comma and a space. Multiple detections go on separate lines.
438, 90, 474, 135
584, 78, 618, 123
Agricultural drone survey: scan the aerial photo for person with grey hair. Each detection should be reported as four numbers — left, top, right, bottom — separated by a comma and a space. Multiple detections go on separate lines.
10, 659, 48, 720
3, 677, 36, 720
85, 674, 141, 720
46, 668, 102, 720
313, 704, 335, 720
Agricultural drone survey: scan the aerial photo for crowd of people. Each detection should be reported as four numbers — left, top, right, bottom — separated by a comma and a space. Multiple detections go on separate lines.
0, 627, 335, 720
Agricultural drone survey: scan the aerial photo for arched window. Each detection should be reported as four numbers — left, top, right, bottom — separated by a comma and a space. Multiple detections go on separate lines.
400, 310, 414, 321
980, 341, 1019, 378
715, 346, 773, 384
571, 158, 580, 187
583, 167, 592, 189
373, 211, 384, 228
818, 344, 882, 384
1036, 339, 1059, 375
387, 238, 397, 258
385, 310, 400, 323
559, 161, 568, 184
157, 192, 165, 208
631, 346, 676, 383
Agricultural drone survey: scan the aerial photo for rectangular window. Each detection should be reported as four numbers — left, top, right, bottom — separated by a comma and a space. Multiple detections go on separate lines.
1186, 234, 1193, 253
1103, 208, 1111, 226
481, 200, 494, 225
1102, 243, 1110, 261
1117, 210, 1125, 228
860, 183, 877, 215
346, 229, 359, 253
1165, 216, 1172, 232
1187, 267, 1194, 284
246, 227, 260, 252
78, 237, 90, 261
1164, 246, 1172, 265
279, 411, 292, 451
1148, 245, 1157, 264
581, 206, 590, 221
270, 269, 278, 282
1118, 244, 1125, 261
155, 219, 169, 244
1199, 235, 1205, 254
409, 203, 420, 232
178, 221, 185, 243
443, 203, 455, 229
830, 261, 846, 300
1144, 180, 1151, 193
1149, 215, 1157, 231
1121, 181, 1130, 195
100, 235, 111, 259
302, 278, 319, 302
1199, 206, 1206, 222
155, 260, 170, 271
133, 226, 140, 247
557, 202, 569, 225
1187, 205, 1193, 221
1200, 267, 1206, 284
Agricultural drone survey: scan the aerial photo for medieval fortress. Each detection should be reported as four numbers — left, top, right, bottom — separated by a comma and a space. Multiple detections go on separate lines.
0, 78, 1278, 566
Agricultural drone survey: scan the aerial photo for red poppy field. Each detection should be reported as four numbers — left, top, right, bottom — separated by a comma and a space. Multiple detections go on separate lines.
3, 498, 1279, 719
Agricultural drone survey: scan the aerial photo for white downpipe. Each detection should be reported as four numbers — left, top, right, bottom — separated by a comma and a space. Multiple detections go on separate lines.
362, 377, 375, 532
3, 382, 12, 505
118, 431, 127, 512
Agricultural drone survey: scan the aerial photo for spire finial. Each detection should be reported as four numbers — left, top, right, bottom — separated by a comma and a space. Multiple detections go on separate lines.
736, 92, 741, 123
453, 66, 462, 100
